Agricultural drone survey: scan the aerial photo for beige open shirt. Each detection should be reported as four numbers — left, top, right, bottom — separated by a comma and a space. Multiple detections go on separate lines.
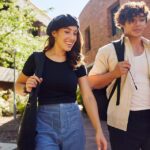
89, 35, 150, 131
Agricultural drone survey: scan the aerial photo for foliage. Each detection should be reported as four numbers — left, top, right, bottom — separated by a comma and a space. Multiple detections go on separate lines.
76, 87, 86, 112
0, 89, 28, 116
76, 87, 83, 105
0, 0, 47, 70
16, 95, 27, 115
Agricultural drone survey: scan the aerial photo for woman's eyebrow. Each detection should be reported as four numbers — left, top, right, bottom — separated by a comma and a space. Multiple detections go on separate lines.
63, 27, 78, 31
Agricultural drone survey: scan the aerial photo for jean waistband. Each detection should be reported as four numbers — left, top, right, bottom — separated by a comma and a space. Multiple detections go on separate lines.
38, 102, 78, 112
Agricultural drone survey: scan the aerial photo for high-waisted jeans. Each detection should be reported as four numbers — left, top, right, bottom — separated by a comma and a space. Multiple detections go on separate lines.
35, 103, 85, 150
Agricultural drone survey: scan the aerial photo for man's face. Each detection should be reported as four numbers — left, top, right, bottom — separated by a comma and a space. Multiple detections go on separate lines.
121, 14, 147, 37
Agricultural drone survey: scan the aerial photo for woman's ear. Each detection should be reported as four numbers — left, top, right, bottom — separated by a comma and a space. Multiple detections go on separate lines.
51, 31, 57, 37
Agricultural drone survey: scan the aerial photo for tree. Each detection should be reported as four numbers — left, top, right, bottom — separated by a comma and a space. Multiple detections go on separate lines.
0, 0, 47, 70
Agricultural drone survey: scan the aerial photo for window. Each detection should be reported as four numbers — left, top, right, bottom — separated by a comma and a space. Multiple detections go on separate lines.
31, 21, 45, 36
111, 4, 120, 36
84, 27, 91, 51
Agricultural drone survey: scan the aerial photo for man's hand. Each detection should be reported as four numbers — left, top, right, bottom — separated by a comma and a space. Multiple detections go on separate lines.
112, 60, 131, 78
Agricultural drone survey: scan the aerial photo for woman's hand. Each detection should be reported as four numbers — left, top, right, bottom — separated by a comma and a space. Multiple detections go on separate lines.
25, 75, 43, 92
96, 130, 107, 150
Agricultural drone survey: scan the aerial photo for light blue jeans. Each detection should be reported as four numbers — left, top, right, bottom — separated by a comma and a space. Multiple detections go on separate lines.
35, 103, 85, 150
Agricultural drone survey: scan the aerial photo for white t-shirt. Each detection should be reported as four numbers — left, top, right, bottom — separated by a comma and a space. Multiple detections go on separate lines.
130, 50, 150, 110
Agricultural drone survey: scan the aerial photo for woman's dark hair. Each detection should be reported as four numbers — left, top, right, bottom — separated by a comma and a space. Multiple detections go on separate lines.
114, 1, 149, 29
44, 14, 84, 69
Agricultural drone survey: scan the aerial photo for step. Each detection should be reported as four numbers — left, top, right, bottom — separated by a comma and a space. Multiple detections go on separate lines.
0, 143, 17, 150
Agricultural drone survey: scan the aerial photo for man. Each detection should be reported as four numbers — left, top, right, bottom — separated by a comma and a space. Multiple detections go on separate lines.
88, 1, 150, 150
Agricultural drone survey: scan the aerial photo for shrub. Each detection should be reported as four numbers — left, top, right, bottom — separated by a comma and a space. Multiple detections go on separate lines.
76, 87, 86, 113
0, 90, 27, 116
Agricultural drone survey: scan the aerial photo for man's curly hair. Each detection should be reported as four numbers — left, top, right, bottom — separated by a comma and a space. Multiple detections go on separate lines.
114, 1, 150, 29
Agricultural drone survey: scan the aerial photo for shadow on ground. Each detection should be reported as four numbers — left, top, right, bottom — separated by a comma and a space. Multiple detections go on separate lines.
0, 116, 20, 143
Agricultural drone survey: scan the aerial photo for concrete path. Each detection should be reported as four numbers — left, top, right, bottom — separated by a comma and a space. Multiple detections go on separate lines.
83, 112, 111, 150
0, 143, 16, 150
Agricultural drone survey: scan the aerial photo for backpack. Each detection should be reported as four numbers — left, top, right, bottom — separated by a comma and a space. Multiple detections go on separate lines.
92, 39, 125, 121
17, 52, 45, 150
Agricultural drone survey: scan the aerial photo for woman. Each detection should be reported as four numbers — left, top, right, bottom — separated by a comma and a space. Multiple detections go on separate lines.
15, 14, 107, 150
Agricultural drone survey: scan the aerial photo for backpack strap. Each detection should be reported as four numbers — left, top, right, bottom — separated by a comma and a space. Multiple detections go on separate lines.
113, 39, 125, 61
108, 39, 125, 105
29, 52, 45, 102
33, 52, 45, 78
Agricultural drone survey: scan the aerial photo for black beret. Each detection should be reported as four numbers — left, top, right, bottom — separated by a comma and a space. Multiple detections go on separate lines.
46, 14, 79, 35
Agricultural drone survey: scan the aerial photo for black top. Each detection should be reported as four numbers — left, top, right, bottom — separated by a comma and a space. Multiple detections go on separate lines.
22, 53, 87, 105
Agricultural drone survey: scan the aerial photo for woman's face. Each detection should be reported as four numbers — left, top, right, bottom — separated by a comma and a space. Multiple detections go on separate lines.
52, 26, 78, 52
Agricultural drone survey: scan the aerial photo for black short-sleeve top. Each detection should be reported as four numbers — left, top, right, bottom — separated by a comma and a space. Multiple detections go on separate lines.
22, 53, 87, 105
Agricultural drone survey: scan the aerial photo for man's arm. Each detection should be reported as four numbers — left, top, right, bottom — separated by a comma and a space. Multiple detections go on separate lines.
88, 71, 116, 89
88, 61, 131, 89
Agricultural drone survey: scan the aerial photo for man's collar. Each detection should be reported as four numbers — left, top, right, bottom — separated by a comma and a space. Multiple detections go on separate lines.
121, 34, 150, 45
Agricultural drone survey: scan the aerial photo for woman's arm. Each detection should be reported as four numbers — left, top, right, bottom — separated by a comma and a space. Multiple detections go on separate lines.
78, 76, 107, 150
15, 72, 42, 96
15, 72, 29, 96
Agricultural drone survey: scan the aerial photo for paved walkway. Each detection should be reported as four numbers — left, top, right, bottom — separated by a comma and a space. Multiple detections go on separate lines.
0, 112, 111, 150
0, 143, 16, 150
83, 112, 111, 150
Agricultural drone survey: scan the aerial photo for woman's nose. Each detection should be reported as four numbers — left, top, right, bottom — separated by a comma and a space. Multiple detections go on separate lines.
70, 33, 76, 41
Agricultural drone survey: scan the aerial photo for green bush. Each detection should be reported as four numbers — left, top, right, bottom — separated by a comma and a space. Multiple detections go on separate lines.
0, 90, 27, 116
76, 87, 83, 105
16, 95, 27, 115
76, 88, 86, 113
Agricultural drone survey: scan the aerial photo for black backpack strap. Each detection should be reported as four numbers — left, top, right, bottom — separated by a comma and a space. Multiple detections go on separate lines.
113, 39, 125, 61
33, 52, 45, 78
29, 52, 45, 102
109, 39, 125, 105
108, 80, 117, 101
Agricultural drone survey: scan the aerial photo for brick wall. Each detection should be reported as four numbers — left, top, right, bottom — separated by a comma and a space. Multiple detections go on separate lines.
79, 0, 150, 66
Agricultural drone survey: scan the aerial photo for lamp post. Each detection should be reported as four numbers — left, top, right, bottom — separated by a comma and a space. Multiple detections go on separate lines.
13, 49, 16, 120
13, 48, 19, 120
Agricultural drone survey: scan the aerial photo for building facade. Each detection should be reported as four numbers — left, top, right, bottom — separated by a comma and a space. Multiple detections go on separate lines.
17, 0, 51, 36
79, 0, 150, 68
